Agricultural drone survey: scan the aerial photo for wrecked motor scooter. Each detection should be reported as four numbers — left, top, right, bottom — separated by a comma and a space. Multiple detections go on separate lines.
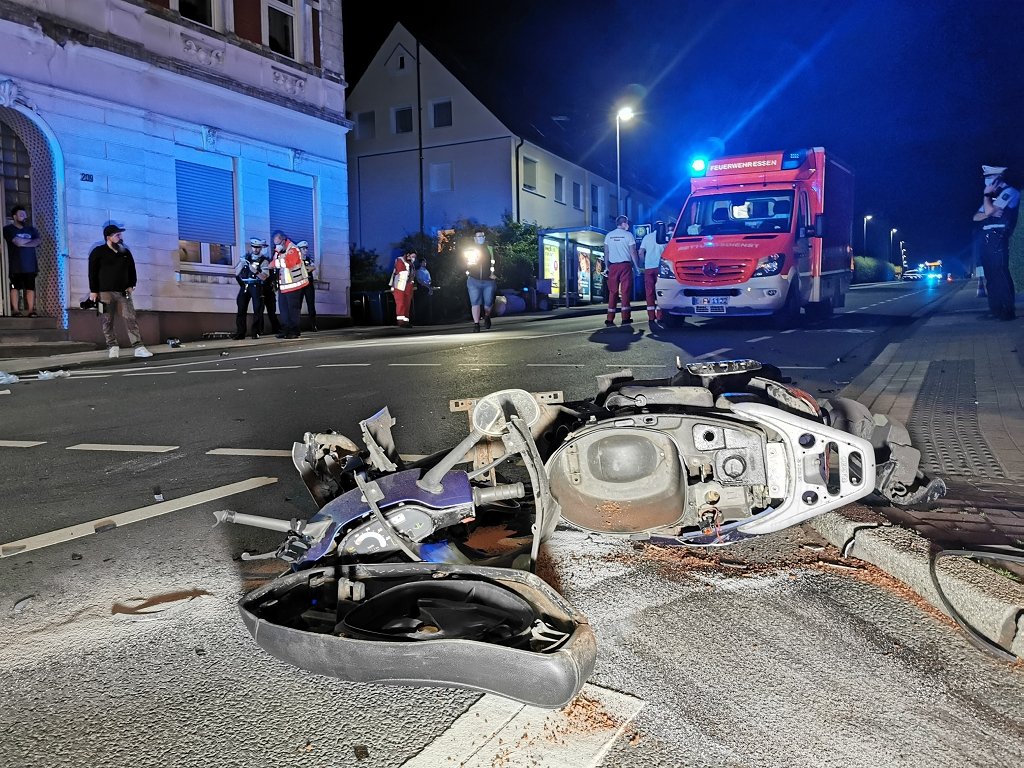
215, 358, 944, 707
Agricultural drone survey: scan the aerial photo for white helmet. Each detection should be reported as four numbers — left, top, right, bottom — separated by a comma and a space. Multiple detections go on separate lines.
249, 237, 267, 248
296, 240, 309, 249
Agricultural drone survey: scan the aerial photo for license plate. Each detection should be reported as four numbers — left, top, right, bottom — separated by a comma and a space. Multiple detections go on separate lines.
692, 296, 728, 305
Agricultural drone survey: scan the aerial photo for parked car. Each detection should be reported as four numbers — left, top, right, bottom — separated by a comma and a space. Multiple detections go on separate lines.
902, 269, 922, 280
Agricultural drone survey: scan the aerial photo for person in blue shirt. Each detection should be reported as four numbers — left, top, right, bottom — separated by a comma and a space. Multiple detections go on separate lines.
3, 205, 42, 317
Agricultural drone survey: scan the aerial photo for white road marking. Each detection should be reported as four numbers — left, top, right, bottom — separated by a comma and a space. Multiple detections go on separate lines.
249, 365, 302, 371
67, 443, 178, 453
206, 448, 292, 457
316, 363, 372, 367
0, 389, 10, 395
781, 329, 798, 334
187, 369, 236, 374
66, 374, 113, 379
458, 363, 508, 366
123, 371, 176, 376
746, 335, 772, 343
781, 366, 829, 370
604, 364, 667, 368
400, 683, 644, 768
389, 363, 442, 366
694, 347, 732, 360
0, 476, 278, 558
528, 363, 585, 367
0, 440, 46, 448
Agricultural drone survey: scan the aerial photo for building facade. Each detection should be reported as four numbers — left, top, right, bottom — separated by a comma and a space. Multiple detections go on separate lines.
347, 23, 674, 286
0, 0, 351, 343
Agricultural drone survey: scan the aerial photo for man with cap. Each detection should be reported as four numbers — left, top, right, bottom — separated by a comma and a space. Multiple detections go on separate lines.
233, 238, 270, 339
266, 229, 309, 338
464, 231, 497, 332
603, 215, 640, 326
295, 240, 318, 331
88, 224, 152, 358
973, 165, 1020, 320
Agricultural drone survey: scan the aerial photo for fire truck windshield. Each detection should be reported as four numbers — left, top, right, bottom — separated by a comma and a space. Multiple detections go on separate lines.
681, 191, 796, 236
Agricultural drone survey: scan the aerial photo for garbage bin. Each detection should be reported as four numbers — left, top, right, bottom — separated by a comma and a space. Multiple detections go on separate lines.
351, 291, 396, 326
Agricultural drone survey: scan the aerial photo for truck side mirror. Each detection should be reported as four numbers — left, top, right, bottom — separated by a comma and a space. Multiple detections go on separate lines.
655, 221, 668, 245
812, 214, 825, 238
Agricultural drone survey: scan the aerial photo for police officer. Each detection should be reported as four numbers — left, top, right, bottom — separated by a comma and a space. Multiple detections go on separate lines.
973, 164, 1020, 320
260, 249, 282, 336
234, 238, 270, 339
295, 240, 318, 331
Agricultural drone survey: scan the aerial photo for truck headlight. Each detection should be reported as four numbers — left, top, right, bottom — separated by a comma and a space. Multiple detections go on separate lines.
659, 258, 676, 278
751, 253, 785, 277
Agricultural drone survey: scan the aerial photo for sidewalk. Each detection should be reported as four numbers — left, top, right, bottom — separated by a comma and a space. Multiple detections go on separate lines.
814, 280, 1024, 659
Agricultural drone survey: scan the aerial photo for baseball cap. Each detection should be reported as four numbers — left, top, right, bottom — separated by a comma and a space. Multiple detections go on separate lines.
982, 165, 1007, 177
103, 224, 126, 238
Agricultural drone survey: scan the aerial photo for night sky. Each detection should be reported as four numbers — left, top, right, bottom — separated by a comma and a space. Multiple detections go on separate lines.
343, 0, 1023, 270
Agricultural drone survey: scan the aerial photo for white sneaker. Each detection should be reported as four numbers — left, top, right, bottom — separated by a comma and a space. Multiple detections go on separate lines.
108, 346, 120, 359
134, 345, 153, 358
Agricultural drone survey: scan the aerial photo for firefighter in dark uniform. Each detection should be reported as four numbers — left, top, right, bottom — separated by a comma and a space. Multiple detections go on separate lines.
296, 240, 318, 331
973, 164, 1020, 320
234, 237, 270, 339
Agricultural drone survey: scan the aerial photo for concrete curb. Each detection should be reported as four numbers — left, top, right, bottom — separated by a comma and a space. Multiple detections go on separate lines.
810, 511, 1024, 658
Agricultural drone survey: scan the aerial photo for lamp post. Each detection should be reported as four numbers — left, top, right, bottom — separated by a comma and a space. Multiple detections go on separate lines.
890, 227, 898, 264
615, 106, 634, 217
863, 214, 873, 256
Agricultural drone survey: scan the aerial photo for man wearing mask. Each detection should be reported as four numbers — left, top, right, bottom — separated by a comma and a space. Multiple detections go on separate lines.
88, 224, 152, 358
973, 165, 1020, 320
296, 240, 318, 332
233, 237, 270, 339
267, 229, 309, 339
3, 205, 42, 317
464, 230, 497, 332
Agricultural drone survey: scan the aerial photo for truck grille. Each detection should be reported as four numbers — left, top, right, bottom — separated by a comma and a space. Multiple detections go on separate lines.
674, 259, 753, 285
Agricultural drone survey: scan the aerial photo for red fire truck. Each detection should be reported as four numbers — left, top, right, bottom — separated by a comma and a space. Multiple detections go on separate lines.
656, 147, 854, 325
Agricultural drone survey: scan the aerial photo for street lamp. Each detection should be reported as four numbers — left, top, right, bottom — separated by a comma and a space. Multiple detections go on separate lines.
615, 106, 634, 217
863, 215, 873, 255
890, 227, 898, 263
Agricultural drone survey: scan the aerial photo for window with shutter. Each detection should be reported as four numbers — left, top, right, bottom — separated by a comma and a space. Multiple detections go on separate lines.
269, 180, 315, 256
175, 160, 237, 267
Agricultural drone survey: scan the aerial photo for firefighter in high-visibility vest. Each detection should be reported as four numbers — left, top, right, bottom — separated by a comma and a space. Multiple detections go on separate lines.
391, 251, 416, 326
268, 230, 309, 338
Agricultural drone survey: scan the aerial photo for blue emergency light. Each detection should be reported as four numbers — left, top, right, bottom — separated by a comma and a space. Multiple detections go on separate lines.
690, 157, 708, 175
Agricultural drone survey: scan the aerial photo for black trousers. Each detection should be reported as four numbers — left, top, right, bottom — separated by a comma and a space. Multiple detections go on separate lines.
236, 284, 265, 336
261, 283, 281, 332
298, 282, 317, 327
981, 229, 1017, 319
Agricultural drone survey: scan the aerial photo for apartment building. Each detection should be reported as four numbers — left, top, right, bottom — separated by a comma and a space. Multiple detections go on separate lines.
0, 0, 351, 343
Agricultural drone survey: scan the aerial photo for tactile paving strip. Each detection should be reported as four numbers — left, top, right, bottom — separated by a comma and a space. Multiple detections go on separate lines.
909, 359, 1007, 479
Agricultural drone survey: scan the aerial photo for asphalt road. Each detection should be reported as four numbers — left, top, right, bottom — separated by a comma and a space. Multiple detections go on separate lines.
3, 279, 1022, 767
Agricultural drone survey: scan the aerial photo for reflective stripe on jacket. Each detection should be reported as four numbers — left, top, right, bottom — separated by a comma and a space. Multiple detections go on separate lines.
275, 241, 309, 293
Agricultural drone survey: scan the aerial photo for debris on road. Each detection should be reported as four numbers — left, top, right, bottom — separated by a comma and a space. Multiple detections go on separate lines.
0, 371, 20, 384
37, 370, 71, 380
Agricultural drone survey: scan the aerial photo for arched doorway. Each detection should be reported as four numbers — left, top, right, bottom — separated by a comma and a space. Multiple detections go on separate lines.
0, 94, 67, 327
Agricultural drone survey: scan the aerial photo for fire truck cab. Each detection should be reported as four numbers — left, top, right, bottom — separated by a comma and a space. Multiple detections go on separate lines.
656, 147, 854, 325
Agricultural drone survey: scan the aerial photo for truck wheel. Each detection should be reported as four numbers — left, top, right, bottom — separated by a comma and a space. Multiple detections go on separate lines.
771, 279, 802, 329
